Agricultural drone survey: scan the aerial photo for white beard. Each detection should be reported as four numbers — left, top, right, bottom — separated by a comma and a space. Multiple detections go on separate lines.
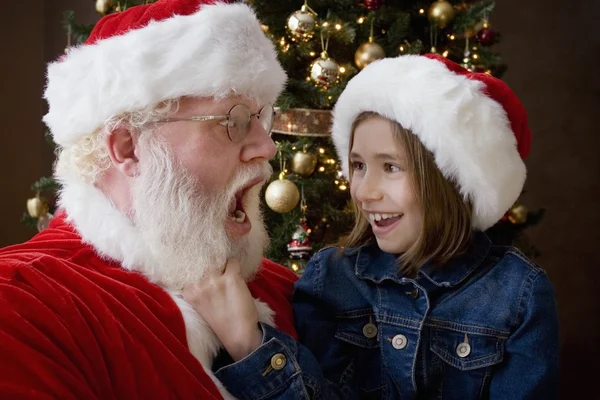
130, 134, 271, 289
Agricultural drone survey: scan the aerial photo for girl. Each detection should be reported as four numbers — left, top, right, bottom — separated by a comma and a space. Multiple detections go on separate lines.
184, 54, 559, 399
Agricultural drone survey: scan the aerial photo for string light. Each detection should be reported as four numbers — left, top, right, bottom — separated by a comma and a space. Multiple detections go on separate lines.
319, 166, 326, 172
339, 184, 347, 190
291, 263, 299, 272
319, 148, 325, 154
442, 50, 449, 57
339, 66, 346, 73
309, 51, 316, 56
419, 8, 425, 14
335, 23, 342, 30
358, 16, 365, 24
449, 34, 455, 40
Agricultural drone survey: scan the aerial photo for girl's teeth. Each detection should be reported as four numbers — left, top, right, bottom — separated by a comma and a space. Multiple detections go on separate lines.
231, 209, 246, 223
369, 213, 401, 222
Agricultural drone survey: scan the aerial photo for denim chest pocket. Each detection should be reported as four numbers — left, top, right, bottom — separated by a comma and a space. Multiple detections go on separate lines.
335, 313, 380, 349
334, 312, 383, 398
428, 326, 506, 399
430, 327, 505, 370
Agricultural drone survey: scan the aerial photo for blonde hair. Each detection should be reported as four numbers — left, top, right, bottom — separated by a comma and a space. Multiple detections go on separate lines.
341, 112, 473, 278
54, 99, 180, 184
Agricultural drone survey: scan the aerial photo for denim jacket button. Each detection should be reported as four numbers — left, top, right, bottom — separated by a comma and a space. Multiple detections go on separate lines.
391, 334, 408, 350
270, 353, 287, 370
456, 342, 471, 358
363, 323, 378, 338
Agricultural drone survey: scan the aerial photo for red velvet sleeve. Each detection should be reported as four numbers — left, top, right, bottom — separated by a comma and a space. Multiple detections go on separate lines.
0, 256, 222, 400
248, 259, 299, 340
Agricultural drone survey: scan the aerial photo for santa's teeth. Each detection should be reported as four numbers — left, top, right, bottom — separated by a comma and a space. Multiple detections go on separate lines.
231, 210, 246, 223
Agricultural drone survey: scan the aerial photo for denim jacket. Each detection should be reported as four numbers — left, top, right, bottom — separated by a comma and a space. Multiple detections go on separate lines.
215, 232, 559, 399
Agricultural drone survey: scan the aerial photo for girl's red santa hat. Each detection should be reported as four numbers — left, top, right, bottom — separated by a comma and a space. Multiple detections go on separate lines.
43, 0, 286, 147
332, 54, 532, 231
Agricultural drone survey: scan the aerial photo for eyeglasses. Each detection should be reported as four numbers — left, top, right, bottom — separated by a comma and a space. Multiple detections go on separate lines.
152, 104, 275, 143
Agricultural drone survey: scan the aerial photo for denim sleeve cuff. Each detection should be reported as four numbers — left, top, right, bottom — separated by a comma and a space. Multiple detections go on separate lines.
214, 323, 307, 400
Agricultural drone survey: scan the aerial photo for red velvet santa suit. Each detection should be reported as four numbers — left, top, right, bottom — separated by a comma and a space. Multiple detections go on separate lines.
1, 1, 295, 397
0, 212, 297, 399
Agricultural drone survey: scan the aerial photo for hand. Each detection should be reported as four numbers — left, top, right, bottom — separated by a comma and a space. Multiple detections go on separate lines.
183, 259, 263, 361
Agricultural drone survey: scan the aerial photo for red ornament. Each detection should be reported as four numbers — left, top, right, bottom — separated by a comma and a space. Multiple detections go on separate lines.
476, 27, 496, 46
364, 0, 383, 11
287, 219, 312, 258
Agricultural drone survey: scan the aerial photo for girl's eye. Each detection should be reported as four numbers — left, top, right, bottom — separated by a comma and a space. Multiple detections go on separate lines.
351, 161, 365, 171
384, 163, 402, 173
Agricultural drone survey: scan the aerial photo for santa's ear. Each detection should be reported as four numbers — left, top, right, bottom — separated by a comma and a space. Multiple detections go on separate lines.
104, 125, 140, 177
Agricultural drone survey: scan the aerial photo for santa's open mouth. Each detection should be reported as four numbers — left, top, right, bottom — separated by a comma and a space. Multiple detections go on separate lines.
228, 192, 247, 223
227, 177, 265, 224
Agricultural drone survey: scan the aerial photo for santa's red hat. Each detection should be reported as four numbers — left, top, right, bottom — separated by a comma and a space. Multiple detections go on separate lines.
43, 0, 286, 146
332, 54, 531, 231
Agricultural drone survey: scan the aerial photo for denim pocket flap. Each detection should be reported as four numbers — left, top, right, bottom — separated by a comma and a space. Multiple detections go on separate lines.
430, 328, 504, 371
335, 313, 379, 349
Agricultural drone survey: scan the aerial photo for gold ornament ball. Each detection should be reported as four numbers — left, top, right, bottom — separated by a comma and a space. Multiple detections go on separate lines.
265, 179, 300, 213
286, 6, 316, 42
26, 197, 46, 218
95, 0, 114, 15
292, 151, 318, 177
428, 1, 456, 29
310, 52, 340, 88
508, 205, 528, 224
354, 41, 386, 70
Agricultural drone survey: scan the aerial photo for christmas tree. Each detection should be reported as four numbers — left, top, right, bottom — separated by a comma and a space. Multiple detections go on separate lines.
24, 0, 543, 274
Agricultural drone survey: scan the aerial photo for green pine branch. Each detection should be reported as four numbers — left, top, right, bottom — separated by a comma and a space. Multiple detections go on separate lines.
452, 0, 496, 32
31, 177, 59, 193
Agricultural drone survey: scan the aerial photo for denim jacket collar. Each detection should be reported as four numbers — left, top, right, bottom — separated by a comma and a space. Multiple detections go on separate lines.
354, 231, 492, 287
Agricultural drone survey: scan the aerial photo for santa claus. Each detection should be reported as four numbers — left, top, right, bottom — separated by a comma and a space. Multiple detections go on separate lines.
0, 0, 298, 398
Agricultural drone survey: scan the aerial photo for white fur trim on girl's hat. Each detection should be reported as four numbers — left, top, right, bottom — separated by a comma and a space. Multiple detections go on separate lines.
332, 54, 532, 231
43, 0, 286, 147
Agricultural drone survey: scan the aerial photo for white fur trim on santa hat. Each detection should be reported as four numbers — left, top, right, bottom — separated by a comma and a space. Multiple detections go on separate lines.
332, 55, 526, 231
43, 2, 286, 146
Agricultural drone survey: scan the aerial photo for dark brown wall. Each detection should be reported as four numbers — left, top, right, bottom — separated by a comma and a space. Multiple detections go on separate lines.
493, 0, 600, 397
0, 2, 45, 245
0, 0, 597, 398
